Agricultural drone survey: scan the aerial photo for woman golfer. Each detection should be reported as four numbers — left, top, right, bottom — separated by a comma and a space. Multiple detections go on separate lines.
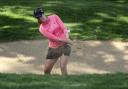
33, 8, 72, 75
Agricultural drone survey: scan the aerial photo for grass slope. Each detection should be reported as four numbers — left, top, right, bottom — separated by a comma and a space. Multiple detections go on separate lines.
0, 0, 128, 41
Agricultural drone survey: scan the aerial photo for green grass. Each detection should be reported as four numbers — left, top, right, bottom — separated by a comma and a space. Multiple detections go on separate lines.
0, 0, 128, 42
0, 73, 128, 89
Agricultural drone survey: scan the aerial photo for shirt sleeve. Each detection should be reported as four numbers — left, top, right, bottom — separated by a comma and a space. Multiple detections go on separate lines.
55, 15, 69, 38
39, 25, 59, 41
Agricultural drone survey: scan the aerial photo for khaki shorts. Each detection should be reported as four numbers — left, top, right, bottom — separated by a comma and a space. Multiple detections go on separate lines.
46, 44, 71, 59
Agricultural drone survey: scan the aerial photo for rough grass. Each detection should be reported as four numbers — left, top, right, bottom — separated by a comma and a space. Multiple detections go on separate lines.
0, 0, 128, 42
0, 73, 128, 89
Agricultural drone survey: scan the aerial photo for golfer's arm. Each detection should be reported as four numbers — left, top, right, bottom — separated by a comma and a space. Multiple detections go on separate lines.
39, 29, 59, 41
55, 15, 69, 39
55, 15, 67, 32
65, 30, 69, 39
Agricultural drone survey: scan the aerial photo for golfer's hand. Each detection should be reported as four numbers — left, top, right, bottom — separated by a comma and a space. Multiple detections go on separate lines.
67, 39, 73, 45
58, 38, 73, 45
58, 38, 67, 42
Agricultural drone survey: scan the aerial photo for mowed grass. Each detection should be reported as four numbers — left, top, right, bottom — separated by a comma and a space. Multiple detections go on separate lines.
0, 0, 128, 42
0, 73, 128, 89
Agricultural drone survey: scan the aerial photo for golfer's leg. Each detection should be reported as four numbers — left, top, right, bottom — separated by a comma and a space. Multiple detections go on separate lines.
60, 54, 68, 75
44, 59, 57, 74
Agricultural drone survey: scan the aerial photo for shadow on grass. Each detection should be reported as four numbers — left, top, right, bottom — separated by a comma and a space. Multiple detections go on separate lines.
0, 0, 128, 42
0, 15, 43, 42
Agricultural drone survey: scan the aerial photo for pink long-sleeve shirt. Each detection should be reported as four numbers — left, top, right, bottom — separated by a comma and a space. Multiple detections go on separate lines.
39, 14, 68, 48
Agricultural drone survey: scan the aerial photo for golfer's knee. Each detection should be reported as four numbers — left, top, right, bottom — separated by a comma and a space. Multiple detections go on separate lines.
61, 65, 68, 75
61, 65, 67, 70
44, 68, 51, 74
